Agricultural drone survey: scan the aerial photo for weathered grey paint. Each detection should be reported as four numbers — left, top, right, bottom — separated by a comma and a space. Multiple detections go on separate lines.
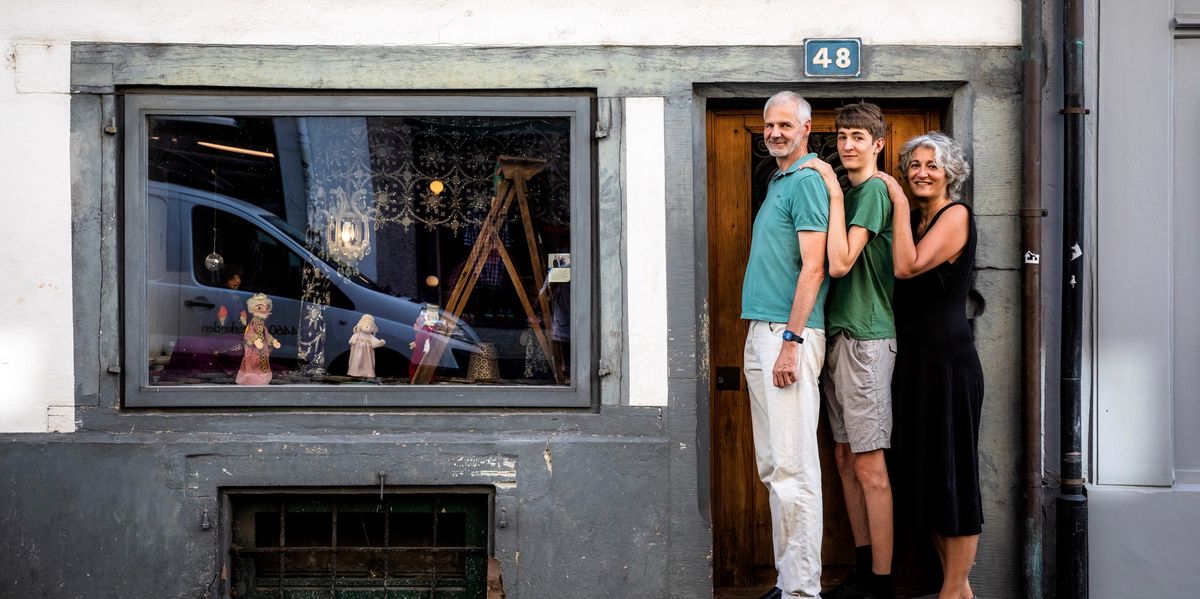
0, 436, 672, 599
1, 42, 1022, 598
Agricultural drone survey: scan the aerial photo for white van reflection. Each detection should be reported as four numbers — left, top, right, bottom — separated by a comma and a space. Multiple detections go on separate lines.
146, 181, 480, 383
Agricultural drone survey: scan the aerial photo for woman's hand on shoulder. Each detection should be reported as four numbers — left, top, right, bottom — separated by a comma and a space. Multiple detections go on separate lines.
872, 171, 907, 204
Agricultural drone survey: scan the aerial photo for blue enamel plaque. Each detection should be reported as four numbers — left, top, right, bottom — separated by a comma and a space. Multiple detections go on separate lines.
803, 39, 862, 77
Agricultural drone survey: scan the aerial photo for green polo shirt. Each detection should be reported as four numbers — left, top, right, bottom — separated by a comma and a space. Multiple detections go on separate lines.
826, 177, 895, 339
740, 154, 830, 329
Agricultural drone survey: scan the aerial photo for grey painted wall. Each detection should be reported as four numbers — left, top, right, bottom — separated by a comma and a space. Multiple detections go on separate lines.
0, 43, 1022, 598
0, 436, 673, 599
1082, 0, 1200, 594
1172, 35, 1200, 484
1094, 0, 1175, 487
1089, 485, 1200, 597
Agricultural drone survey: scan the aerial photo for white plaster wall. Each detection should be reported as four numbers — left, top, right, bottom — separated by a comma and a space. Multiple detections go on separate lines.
2, 1, 1020, 47
0, 0, 1020, 432
0, 43, 74, 433
624, 98, 668, 407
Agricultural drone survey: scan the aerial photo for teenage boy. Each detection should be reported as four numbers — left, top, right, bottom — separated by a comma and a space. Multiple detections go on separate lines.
802, 102, 895, 599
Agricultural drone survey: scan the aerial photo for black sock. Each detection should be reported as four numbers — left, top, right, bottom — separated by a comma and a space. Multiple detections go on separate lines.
870, 572, 893, 595
854, 545, 872, 574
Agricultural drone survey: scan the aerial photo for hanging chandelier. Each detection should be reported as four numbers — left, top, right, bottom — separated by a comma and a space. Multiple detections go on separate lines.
324, 190, 372, 265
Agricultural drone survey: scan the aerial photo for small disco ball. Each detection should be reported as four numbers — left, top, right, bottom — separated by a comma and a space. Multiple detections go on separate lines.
204, 252, 225, 272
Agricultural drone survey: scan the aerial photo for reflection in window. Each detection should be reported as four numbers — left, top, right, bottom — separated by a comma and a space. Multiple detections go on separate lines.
146, 115, 573, 387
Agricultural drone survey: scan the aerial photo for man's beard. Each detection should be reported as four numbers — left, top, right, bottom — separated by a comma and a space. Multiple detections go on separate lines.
767, 138, 801, 158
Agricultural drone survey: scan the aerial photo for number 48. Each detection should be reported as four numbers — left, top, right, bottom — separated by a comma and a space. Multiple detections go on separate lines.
812, 46, 852, 69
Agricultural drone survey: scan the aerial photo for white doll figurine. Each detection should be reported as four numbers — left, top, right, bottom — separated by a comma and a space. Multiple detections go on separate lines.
236, 293, 281, 385
347, 314, 386, 378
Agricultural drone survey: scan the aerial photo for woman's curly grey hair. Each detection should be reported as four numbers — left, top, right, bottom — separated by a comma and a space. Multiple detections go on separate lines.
898, 131, 971, 200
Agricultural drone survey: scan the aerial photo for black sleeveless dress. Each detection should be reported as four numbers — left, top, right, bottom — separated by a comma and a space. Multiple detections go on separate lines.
890, 202, 985, 537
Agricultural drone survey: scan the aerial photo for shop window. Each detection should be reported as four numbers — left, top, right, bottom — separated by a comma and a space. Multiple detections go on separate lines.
124, 94, 593, 407
228, 490, 490, 598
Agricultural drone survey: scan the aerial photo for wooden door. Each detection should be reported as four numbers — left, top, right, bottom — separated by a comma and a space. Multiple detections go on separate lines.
707, 105, 941, 593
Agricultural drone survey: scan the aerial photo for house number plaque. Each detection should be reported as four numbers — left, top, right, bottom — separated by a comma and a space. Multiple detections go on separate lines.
804, 38, 862, 77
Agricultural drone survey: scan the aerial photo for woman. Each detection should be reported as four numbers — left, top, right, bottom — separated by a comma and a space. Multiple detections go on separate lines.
875, 132, 984, 599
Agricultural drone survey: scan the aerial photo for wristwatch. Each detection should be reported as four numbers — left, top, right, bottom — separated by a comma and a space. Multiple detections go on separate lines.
782, 329, 804, 344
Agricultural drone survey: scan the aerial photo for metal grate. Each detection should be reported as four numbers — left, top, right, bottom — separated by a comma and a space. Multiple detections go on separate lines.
229, 492, 489, 599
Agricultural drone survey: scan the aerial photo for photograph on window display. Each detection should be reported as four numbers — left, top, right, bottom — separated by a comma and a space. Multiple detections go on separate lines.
144, 114, 572, 387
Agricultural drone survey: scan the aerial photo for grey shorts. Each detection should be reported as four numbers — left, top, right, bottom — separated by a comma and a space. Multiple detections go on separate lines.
822, 333, 897, 453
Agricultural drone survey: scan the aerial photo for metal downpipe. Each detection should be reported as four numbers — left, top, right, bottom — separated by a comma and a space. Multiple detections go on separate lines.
1058, 0, 1089, 597
1020, 0, 1046, 597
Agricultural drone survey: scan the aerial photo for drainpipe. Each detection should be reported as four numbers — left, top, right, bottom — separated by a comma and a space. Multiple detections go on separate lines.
1020, 0, 1046, 597
1058, 0, 1089, 597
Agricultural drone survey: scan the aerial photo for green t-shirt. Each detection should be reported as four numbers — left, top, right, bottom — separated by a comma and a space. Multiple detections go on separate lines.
740, 155, 830, 329
826, 177, 895, 339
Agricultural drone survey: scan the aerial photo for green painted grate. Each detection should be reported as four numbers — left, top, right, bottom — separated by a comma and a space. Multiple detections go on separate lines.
229, 492, 489, 599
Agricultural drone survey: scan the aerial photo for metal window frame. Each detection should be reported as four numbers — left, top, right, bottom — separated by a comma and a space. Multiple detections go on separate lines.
122, 93, 594, 408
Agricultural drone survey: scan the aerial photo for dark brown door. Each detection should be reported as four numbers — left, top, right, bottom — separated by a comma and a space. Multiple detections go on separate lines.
707, 105, 941, 593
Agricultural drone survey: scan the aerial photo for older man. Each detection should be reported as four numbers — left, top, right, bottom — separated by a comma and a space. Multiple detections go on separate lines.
740, 91, 830, 598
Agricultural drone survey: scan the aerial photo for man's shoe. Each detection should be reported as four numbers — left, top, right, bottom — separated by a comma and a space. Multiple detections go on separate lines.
757, 587, 783, 599
821, 570, 869, 599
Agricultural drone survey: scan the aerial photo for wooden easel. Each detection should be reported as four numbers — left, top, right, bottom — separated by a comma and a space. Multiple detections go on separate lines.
411, 156, 564, 384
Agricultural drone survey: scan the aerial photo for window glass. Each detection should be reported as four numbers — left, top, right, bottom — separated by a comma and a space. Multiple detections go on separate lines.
146, 114, 574, 387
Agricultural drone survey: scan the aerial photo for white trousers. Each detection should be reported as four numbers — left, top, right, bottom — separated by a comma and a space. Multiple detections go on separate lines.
743, 321, 826, 597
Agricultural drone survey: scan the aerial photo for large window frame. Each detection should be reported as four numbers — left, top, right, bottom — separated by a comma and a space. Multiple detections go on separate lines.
122, 93, 594, 408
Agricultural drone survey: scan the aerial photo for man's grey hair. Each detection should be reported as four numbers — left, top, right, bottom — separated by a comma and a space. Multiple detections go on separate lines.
763, 91, 813, 123
898, 131, 972, 200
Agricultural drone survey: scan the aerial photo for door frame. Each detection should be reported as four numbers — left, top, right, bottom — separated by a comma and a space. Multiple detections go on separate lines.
699, 91, 953, 593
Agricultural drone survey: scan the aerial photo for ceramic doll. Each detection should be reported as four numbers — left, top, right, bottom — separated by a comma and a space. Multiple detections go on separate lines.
347, 314, 386, 378
408, 304, 441, 382
236, 293, 281, 385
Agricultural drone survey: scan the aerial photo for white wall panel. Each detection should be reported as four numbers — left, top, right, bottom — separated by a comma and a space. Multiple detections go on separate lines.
0, 43, 74, 432
624, 98, 668, 407
1, 1, 1020, 47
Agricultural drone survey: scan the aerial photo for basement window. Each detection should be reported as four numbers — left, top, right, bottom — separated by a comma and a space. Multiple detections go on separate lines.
228, 490, 491, 599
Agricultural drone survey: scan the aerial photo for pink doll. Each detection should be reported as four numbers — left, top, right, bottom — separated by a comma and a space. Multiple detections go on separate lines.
236, 293, 281, 385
